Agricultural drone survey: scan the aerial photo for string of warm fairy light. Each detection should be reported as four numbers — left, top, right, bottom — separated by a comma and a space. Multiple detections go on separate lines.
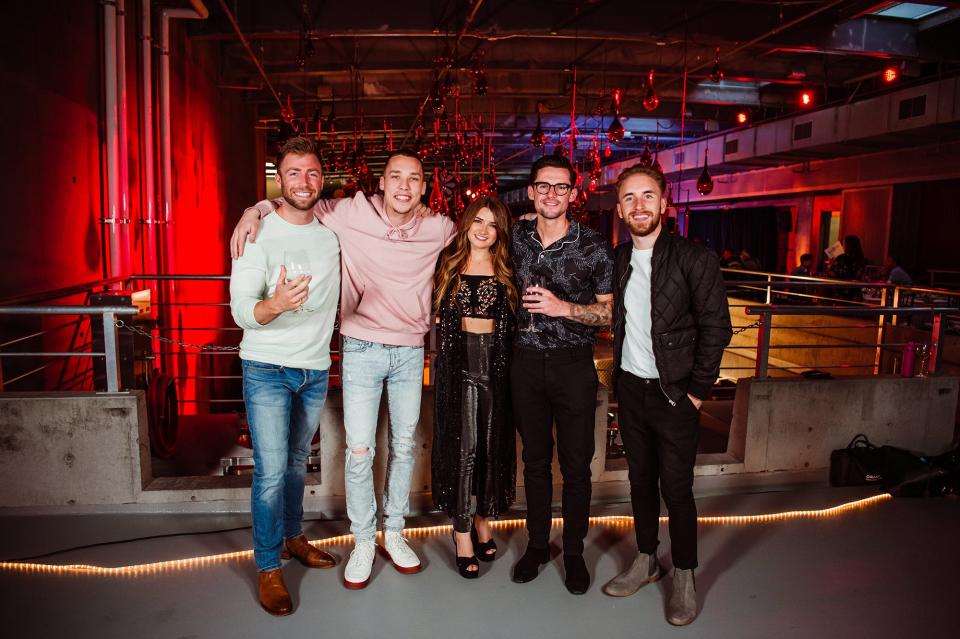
0, 494, 891, 577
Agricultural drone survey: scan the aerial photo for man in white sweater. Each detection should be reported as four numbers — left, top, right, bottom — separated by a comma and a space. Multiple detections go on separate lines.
230, 137, 340, 616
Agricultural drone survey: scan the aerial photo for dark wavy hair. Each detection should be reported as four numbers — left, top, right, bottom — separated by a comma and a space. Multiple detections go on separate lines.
434, 196, 518, 314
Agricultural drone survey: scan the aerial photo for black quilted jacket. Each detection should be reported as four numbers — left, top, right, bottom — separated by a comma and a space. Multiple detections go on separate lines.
612, 231, 732, 404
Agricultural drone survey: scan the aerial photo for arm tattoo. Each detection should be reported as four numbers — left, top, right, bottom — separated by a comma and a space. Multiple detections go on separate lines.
569, 300, 613, 326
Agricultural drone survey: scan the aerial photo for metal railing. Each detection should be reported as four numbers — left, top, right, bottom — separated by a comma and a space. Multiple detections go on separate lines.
0, 306, 138, 392
2, 271, 958, 397
744, 305, 957, 378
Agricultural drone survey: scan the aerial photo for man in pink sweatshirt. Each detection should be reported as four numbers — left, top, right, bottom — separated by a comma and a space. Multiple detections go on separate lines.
231, 149, 456, 589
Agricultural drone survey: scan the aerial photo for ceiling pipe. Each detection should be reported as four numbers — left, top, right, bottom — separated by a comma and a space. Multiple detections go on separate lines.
158, 1, 208, 279
140, 0, 157, 281
659, 0, 848, 92
192, 29, 678, 45
102, 0, 123, 285
116, 0, 132, 277
215, 0, 284, 110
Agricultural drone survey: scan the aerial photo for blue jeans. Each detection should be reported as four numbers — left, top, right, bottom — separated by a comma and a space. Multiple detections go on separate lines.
341, 336, 424, 542
242, 359, 329, 572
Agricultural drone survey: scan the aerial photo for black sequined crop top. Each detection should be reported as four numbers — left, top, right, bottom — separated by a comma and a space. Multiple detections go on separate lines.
455, 274, 501, 320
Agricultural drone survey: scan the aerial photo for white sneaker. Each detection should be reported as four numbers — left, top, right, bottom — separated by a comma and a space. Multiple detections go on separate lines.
343, 540, 376, 589
381, 530, 422, 574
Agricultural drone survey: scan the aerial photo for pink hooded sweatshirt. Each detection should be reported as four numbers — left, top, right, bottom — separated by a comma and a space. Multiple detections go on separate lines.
257, 192, 456, 346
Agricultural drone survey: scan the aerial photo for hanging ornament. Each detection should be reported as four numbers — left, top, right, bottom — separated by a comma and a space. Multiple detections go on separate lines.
325, 94, 336, 133
639, 142, 653, 167
553, 131, 567, 157
607, 115, 625, 142
530, 103, 547, 148
280, 95, 295, 124
429, 74, 446, 115
443, 73, 459, 97
474, 73, 488, 96
652, 147, 663, 174
434, 44, 455, 70
429, 167, 450, 215
709, 48, 724, 83
607, 86, 626, 142
471, 49, 489, 96
696, 149, 714, 195
604, 139, 612, 157
643, 69, 659, 112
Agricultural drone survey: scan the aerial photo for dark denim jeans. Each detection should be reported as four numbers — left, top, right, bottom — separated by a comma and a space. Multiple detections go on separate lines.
617, 371, 701, 569
511, 345, 598, 555
242, 359, 329, 572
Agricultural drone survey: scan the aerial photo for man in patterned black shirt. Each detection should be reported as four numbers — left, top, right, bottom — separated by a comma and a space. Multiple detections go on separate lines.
510, 155, 614, 595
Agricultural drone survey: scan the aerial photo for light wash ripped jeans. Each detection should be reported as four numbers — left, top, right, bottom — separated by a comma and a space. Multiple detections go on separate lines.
341, 336, 424, 542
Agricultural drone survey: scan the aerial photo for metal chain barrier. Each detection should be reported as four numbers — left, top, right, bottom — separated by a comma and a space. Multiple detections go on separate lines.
732, 320, 762, 335
115, 319, 241, 352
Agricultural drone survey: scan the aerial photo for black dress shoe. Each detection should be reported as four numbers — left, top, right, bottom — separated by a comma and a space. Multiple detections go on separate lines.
563, 554, 590, 594
511, 546, 550, 583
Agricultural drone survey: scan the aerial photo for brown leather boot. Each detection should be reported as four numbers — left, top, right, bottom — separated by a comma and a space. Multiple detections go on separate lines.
282, 534, 336, 568
258, 569, 293, 616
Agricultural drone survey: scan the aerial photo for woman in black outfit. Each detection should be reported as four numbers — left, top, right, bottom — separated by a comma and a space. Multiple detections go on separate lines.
432, 196, 518, 578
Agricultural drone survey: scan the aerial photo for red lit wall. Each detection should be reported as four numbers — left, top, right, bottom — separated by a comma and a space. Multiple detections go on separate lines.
0, 2, 105, 300
0, 5, 256, 399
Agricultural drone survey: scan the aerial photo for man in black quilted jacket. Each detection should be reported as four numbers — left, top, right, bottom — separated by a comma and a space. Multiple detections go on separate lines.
602, 165, 731, 626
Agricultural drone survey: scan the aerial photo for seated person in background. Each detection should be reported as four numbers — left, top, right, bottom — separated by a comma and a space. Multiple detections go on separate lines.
884, 255, 913, 286
720, 248, 742, 269
738, 249, 762, 271
791, 254, 813, 277
829, 235, 868, 301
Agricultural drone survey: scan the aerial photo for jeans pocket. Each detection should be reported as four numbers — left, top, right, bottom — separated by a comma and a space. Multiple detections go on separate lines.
342, 337, 370, 353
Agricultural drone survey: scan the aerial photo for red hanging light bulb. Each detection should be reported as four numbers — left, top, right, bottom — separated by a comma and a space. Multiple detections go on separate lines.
709, 48, 724, 83
696, 149, 714, 195
607, 88, 625, 142
607, 115, 625, 142
280, 95, 295, 124
530, 103, 547, 148
643, 69, 659, 112
429, 166, 449, 215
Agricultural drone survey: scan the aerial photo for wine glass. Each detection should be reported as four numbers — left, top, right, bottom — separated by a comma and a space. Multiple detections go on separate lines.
522, 273, 546, 332
283, 249, 312, 313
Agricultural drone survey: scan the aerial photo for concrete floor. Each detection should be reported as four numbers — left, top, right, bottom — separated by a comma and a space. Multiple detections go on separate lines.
1, 486, 958, 639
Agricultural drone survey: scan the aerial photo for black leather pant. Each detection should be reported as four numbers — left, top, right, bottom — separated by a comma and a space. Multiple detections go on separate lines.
453, 333, 494, 533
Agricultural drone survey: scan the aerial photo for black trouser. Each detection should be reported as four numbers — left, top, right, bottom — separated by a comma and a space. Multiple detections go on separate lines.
453, 333, 494, 533
617, 371, 700, 569
511, 345, 598, 555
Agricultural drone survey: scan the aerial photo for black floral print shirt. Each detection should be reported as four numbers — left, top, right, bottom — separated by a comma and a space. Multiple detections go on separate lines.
511, 218, 614, 350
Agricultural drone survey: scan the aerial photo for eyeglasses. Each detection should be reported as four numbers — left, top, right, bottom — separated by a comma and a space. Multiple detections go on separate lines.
532, 181, 572, 195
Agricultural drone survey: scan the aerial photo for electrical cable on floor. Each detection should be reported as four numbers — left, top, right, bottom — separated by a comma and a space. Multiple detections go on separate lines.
1, 516, 332, 563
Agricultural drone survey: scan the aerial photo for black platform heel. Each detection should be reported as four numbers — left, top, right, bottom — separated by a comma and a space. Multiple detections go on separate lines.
452, 532, 480, 579
471, 526, 498, 562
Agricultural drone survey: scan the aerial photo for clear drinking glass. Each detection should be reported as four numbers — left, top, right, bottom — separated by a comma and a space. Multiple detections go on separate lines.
522, 274, 545, 332
283, 249, 312, 313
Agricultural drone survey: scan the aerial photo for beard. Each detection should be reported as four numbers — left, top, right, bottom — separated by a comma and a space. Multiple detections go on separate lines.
281, 182, 321, 211
623, 209, 662, 237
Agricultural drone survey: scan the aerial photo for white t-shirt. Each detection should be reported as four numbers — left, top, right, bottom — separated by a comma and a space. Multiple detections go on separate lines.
230, 213, 340, 370
621, 247, 658, 379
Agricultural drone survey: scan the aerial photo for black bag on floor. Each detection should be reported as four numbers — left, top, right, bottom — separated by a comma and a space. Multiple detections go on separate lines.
882, 445, 959, 498
830, 434, 884, 487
